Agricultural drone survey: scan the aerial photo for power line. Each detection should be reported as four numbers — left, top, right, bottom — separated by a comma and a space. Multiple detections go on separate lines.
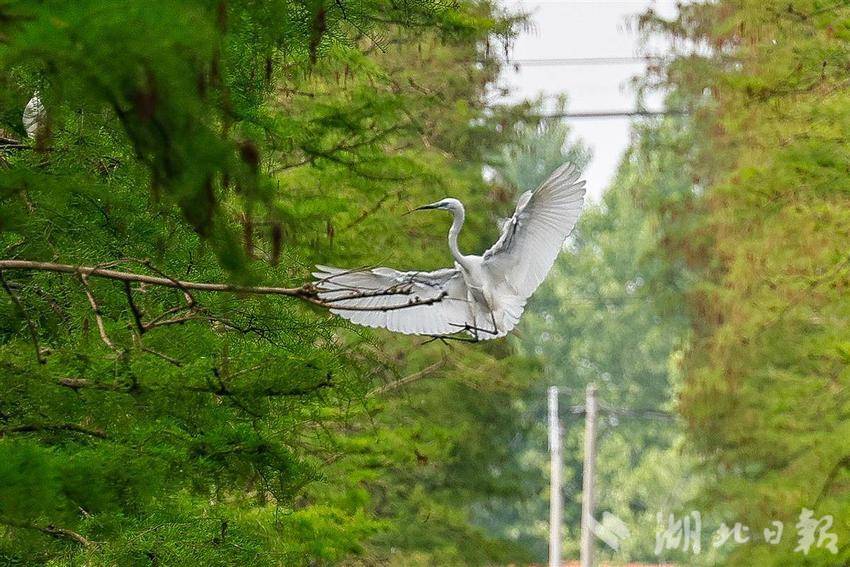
501, 0, 681, 6
504, 56, 661, 67
503, 0, 679, 3
564, 403, 675, 421
536, 109, 685, 120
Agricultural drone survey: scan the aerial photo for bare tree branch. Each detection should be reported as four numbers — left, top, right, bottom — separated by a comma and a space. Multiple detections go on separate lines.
1, 423, 108, 439
0, 260, 445, 312
123, 281, 146, 334
79, 273, 118, 351
0, 270, 45, 364
0, 517, 94, 547
57, 377, 128, 392
367, 359, 446, 397
56, 375, 331, 398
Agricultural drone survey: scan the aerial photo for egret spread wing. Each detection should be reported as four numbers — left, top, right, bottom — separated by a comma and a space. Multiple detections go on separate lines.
313, 265, 476, 336
482, 163, 586, 299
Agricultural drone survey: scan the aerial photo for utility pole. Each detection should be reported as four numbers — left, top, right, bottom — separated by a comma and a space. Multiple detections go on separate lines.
547, 386, 562, 567
580, 383, 598, 567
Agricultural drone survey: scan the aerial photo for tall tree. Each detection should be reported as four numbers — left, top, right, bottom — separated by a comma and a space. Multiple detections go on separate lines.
0, 1, 534, 564
642, 1, 850, 564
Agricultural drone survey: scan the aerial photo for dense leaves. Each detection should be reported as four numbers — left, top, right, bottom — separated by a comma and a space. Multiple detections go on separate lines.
0, 1, 541, 564
643, 1, 850, 564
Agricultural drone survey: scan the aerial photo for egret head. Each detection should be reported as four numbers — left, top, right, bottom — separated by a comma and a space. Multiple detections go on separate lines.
407, 198, 463, 215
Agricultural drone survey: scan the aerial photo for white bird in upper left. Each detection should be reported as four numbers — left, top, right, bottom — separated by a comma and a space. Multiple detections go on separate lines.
313, 163, 586, 340
22, 92, 46, 139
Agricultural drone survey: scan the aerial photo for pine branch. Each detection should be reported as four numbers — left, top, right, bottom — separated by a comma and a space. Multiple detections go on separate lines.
185, 376, 333, 397
57, 377, 128, 392
343, 191, 397, 231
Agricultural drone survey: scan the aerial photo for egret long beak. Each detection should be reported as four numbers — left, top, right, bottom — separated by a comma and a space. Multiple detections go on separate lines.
402, 203, 439, 216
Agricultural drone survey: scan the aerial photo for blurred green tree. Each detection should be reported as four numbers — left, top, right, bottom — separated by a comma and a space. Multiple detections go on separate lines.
483, 105, 701, 563
641, 1, 850, 564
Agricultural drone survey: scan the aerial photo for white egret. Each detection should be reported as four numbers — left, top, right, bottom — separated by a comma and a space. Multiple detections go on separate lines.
313, 163, 586, 340
22, 92, 45, 139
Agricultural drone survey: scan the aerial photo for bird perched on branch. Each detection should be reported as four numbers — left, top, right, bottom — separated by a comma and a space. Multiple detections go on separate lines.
314, 163, 586, 340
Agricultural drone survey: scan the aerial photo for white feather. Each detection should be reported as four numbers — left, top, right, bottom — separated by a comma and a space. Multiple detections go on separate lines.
22, 92, 45, 140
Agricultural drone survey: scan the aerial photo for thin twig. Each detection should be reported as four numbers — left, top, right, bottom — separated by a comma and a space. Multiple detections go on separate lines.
343, 191, 397, 231
135, 258, 197, 307
230, 362, 270, 378
129, 333, 183, 366
367, 359, 446, 396
123, 281, 145, 334
57, 377, 128, 392
145, 312, 204, 329
0, 270, 45, 363
79, 273, 117, 351
0, 517, 94, 547
1, 423, 108, 439
185, 376, 333, 397
140, 346, 183, 367
144, 303, 194, 327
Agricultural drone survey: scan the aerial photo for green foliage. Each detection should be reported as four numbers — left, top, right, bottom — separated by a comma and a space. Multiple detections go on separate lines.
642, 1, 850, 564
0, 1, 543, 564
327, 348, 543, 566
490, 98, 591, 194
489, 109, 700, 562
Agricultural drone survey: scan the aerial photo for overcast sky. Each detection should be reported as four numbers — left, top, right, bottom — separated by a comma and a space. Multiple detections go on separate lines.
497, 0, 680, 201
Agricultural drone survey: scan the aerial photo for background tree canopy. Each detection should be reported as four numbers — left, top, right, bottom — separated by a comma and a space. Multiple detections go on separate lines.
639, 0, 850, 564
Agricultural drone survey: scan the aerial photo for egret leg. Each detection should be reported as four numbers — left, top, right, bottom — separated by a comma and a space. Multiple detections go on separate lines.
447, 322, 498, 337
422, 317, 499, 344
422, 334, 480, 345
447, 304, 499, 337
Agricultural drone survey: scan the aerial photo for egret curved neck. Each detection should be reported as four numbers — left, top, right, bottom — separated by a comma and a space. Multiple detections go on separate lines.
448, 205, 466, 266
